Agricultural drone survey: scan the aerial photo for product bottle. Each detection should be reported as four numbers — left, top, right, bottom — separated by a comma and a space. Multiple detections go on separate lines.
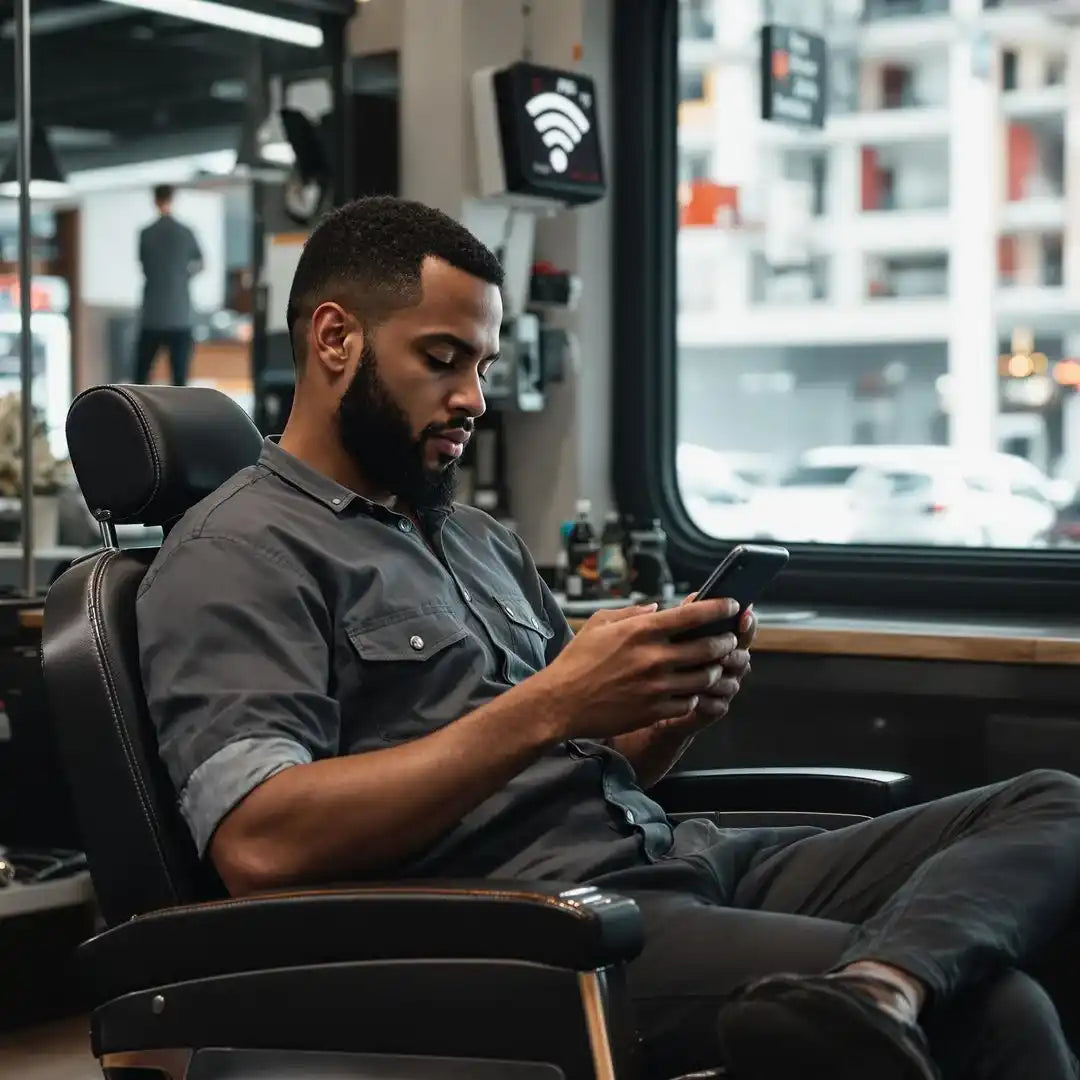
554, 521, 572, 594
566, 499, 600, 599
652, 518, 675, 603
628, 518, 675, 603
598, 509, 630, 597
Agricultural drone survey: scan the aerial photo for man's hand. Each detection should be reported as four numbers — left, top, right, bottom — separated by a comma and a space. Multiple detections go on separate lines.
607, 595, 756, 788
657, 593, 755, 736
535, 598, 743, 743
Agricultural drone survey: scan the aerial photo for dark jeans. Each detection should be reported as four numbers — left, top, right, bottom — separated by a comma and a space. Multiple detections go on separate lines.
134, 328, 193, 386
628, 770, 1080, 1079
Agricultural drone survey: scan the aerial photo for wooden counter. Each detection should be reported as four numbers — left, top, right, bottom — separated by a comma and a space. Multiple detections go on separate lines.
566, 611, 1080, 666
22, 607, 1080, 665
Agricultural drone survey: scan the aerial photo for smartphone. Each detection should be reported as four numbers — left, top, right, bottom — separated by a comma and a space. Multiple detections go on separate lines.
671, 543, 790, 643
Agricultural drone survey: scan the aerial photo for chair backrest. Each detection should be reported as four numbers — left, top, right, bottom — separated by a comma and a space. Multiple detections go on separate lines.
42, 384, 265, 926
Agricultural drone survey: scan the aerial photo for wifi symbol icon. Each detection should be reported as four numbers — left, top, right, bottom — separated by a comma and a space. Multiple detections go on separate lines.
525, 91, 590, 174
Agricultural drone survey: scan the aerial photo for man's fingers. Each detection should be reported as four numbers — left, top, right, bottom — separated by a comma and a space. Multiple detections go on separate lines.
694, 695, 731, 718
702, 676, 742, 701
649, 597, 738, 634
723, 649, 752, 676
588, 603, 658, 627
651, 695, 699, 719
661, 665, 726, 695
669, 634, 739, 668
681, 591, 699, 607
738, 606, 757, 649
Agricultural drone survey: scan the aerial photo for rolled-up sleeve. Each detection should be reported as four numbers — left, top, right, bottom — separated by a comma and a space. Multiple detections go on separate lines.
136, 535, 339, 856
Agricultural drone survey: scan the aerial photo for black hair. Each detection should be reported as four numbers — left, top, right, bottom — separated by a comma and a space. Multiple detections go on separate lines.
286, 196, 505, 369
153, 184, 175, 204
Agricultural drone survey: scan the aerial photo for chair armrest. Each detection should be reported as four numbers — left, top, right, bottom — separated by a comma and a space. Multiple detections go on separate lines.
650, 766, 913, 818
81, 880, 643, 1005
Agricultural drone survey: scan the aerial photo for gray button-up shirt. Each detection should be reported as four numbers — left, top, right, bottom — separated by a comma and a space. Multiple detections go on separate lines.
137, 440, 776, 898
139, 216, 202, 330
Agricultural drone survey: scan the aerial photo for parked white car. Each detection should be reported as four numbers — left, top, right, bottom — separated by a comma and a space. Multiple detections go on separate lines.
676, 443, 762, 540
748, 446, 1059, 548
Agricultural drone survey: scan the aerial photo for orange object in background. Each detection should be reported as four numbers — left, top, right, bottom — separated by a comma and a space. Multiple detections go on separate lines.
998, 236, 1017, 280
1053, 359, 1080, 387
861, 147, 882, 211
1007, 123, 1036, 202
680, 181, 739, 227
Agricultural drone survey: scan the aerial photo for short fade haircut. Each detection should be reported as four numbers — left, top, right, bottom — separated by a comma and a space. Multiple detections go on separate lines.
153, 184, 175, 204
286, 196, 505, 370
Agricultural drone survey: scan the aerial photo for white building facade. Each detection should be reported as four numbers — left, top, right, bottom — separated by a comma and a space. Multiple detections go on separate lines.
677, 0, 1080, 481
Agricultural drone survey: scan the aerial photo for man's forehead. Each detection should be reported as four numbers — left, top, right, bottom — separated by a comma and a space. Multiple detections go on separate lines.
385, 257, 501, 348
417, 257, 500, 314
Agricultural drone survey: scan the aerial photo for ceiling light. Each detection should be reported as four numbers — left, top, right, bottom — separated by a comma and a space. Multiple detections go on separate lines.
0, 124, 70, 199
101, 0, 323, 49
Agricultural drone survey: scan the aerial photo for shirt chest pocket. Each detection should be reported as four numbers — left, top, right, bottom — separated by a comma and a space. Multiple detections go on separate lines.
493, 593, 555, 681
344, 608, 476, 742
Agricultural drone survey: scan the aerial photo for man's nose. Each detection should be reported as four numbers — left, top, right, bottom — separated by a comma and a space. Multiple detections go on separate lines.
448, 370, 486, 420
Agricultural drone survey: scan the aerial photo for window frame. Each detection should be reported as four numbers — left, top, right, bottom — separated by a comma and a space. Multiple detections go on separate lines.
610, 0, 1080, 617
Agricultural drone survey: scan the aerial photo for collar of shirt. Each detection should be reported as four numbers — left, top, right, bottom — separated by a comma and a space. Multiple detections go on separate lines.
257, 437, 455, 525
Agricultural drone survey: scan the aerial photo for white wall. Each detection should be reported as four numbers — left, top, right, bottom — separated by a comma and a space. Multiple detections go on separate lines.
356, 0, 614, 562
79, 188, 226, 313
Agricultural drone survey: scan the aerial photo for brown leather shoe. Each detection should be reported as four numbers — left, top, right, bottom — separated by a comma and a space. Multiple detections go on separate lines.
714, 972, 941, 1080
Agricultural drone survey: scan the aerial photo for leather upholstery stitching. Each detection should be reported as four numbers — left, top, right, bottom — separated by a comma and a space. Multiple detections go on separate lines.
87, 551, 178, 902
128, 885, 601, 924
97, 386, 163, 521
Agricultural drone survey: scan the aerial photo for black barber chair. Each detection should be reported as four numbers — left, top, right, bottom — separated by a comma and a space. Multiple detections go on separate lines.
42, 384, 914, 1080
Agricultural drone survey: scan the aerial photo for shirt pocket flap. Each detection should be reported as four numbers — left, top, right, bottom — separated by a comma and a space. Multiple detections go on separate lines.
346, 609, 468, 663
495, 595, 555, 640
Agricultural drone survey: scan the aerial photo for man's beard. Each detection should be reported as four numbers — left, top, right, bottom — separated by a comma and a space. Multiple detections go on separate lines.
337, 342, 460, 511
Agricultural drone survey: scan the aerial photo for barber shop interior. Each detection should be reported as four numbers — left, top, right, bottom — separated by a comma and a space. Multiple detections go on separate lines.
8, 0, 1080, 1077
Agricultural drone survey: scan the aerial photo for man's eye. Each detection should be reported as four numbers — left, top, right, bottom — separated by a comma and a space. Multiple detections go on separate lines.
425, 354, 453, 370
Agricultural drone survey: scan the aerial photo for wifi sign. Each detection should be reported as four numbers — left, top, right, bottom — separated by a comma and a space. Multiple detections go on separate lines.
524, 91, 591, 174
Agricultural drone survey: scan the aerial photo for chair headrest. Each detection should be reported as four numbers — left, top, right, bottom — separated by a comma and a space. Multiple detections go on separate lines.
66, 384, 264, 527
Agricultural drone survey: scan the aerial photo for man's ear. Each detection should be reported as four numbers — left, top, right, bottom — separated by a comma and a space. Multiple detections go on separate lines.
309, 302, 353, 375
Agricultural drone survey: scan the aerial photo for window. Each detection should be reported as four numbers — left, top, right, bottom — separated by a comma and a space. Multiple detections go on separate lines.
671, 1, 1074, 554
679, 0, 715, 41
999, 233, 1064, 288
612, 0, 1080, 616
864, 0, 950, 18
866, 253, 949, 299
680, 149, 711, 183
679, 70, 706, 103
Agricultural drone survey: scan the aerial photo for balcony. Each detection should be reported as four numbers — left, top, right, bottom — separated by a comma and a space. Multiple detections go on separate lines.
678, 299, 950, 348
1001, 196, 1066, 231
863, 0, 949, 18
866, 252, 949, 300
757, 107, 951, 148
1001, 84, 1069, 119
997, 233, 1068, 317
750, 254, 831, 306
858, 0, 954, 57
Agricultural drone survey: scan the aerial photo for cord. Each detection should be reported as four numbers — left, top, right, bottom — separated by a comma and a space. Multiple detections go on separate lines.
522, 2, 533, 62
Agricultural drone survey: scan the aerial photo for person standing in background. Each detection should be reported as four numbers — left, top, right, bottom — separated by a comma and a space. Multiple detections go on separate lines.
134, 184, 203, 385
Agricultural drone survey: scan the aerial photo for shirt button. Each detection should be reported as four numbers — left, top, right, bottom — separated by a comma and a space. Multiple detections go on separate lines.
625, 809, 636, 824
331, 497, 341, 506
462, 588, 471, 602
398, 519, 412, 533
409, 635, 425, 651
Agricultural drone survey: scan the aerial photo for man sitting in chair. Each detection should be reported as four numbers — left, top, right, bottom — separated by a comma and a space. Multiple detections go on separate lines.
137, 197, 1080, 1080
